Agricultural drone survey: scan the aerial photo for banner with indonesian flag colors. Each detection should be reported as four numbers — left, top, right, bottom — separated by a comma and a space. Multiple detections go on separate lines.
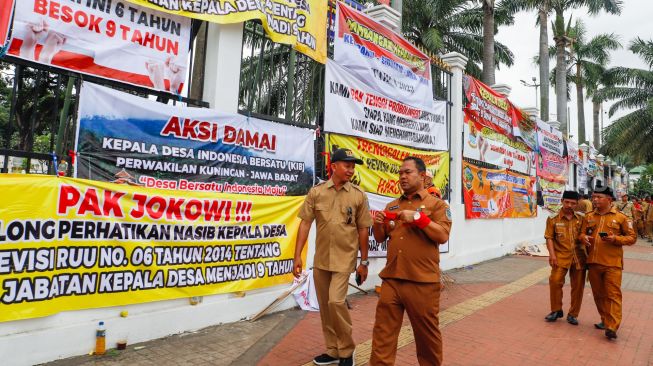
124, 0, 328, 64
334, 2, 433, 108
326, 133, 449, 199
462, 161, 537, 219
7, 0, 191, 93
463, 76, 524, 137
540, 179, 565, 213
75, 82, 315, 196
0, 175, 306, 322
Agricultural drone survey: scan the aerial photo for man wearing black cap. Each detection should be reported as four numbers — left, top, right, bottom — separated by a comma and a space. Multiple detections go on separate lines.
544, 191, 586, 325
580, 185, 637, 340
293, 148, 372, 366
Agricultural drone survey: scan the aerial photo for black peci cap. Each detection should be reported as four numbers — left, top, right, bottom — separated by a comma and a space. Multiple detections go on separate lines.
562, 191, 580, 200
331, 148, 364, 165
593, 184, 615, 199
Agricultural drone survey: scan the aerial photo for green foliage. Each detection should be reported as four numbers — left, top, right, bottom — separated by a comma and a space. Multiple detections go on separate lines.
633, 170, 653, 197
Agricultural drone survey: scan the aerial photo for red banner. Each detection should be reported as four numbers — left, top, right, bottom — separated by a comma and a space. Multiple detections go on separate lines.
463, 76, 525, 138
0, 0, 15, 47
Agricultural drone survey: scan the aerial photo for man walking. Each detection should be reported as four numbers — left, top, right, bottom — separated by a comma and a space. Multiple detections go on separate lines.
580, 185, 637, 340
370, 157, 452, 366
293, 148, 372, 366
544, 191, 586, 325
646, 196, 653, 243
615, 194, 634, 220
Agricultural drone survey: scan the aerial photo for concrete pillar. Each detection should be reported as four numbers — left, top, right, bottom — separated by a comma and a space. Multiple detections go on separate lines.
547, 120, 561, 130
492, 83, 512, 97
441, 52, 468, 204
522, 107, 540, 120
364, 5, 401, 32
203, 23, 244, 113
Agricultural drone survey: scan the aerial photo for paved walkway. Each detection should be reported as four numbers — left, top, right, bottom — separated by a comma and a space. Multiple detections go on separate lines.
46, 238, 653, 366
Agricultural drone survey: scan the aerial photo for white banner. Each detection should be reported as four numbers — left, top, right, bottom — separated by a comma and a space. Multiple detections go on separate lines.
325, 61, 447, 150
537, 120, 564, 156
8, 0, 191, 93
464, 118, 534, 175
334, 2, 434, 109
566, 139, 582, 165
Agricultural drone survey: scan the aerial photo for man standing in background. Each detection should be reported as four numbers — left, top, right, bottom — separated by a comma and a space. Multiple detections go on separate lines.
616, 194, 634, 220
576, 194, 594, 214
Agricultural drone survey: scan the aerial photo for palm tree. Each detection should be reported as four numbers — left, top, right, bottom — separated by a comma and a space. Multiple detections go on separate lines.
402, 0, 515, 78
565, 20, 620, 144
550, 0, 622, 137
596, 38, 653, 163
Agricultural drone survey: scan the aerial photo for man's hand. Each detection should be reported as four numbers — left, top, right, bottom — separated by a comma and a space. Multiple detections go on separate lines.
398, 210, 418, 223
292, 256, 303, 278
583, 235, 594, 247
356, 264, 368, 284
374, 211, 385, 225
548, 255, 558, 268
603, 234, 616, 243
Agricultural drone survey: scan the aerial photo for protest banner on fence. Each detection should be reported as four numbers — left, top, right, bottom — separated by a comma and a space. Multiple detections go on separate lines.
0, 0, 14, 47
324, 61, 447, 150
464, 76, 524, 137
124, 0, 327, 64
75, 82, 315, 196
463, 116, 533, 176
7, 0, 191, 93
366, 192, 449, 255
537, 119, 564, 156
566, 139, 582, 165
540, 178, 565, 213
462, 161, 537, 219
514, 115, 538, 151
334, 2, 433, 108
0, 174, 305, 322
537, 149, 568, 183
326, 133, 449, 198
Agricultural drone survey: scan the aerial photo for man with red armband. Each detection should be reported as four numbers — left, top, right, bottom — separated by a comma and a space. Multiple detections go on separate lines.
369, 157, 452, 365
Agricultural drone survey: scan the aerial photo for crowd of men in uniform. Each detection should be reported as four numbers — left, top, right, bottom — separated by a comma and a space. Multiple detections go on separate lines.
614, 194, 653, 242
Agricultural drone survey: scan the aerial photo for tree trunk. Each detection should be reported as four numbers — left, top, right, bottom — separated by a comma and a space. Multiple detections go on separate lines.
592, 100, 600, 148
538, 4, 549, 121
576, 63, 586, 143
481, 2, 495, 85
554, 11, 567, 136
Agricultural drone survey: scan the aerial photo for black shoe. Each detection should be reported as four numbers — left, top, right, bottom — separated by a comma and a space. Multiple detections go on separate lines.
567, 315, 579, 325
338, 355, 354, 366
594, 322, 605, 330
545, 310, 563, 322
314, 354, 339, 365
605, 329, 618, 339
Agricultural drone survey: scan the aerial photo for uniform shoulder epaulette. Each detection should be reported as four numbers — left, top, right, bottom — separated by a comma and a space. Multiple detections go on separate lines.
574, 211, 585, 218
313, 181, 327, 187
549, 211, 558, 219
350, 183, 365, 193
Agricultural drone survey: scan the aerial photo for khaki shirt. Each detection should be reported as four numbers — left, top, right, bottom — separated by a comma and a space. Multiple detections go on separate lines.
298, 179, 372, 273
616, 201, 634, 219
576, 199, 593, 214
580, 207, 637, 269
646, 202, 653, 222
544, 210, 585, 269
379, 189, 452, 283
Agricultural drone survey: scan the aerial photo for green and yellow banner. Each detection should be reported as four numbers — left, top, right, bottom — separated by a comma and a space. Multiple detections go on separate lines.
326, 134, 449, 198
0, 175, 305, 322
125, 0, 328, 63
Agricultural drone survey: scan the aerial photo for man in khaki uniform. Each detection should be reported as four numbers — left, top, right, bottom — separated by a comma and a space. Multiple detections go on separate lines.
646, 196, 653, 243
580, 185, 637, 340
293, 148, 372, 366
544, 191, 586, 325
615, 194, 634, 220
370, 157, 452, 366
640, 197, 650, 238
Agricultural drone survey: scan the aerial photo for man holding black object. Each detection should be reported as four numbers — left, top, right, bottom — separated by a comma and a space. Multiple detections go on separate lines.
293, 148, 372, 366
580, 185, 637, 340
544, 191, 586, 325
369, 157, 452, 366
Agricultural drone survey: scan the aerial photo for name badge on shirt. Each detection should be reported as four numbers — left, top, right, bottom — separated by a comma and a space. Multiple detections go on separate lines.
388, 205, 399, 211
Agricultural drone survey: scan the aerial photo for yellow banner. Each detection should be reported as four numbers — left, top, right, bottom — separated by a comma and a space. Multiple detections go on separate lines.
0, 175, 305, 322
124, 0, 327, 63
326, 134, 449, 198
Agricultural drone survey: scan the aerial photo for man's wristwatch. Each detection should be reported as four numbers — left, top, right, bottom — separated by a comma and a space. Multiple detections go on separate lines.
413, 211, 421, 221
360, 260, 369, 266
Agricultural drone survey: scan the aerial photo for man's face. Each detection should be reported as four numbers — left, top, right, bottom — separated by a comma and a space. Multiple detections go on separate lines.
399, 160, 424, 193
331, 161, 356, 182
561, 198, 578, 212
592, 193, 613, 210
622, 196, 628, 202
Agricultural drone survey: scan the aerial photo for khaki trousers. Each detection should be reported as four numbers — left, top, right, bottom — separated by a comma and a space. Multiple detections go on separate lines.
588, 264, 623, 331
647, 221, 653, 239
549, 265, 586, 317
370, 279, 442, 366
312, 268, 355, 358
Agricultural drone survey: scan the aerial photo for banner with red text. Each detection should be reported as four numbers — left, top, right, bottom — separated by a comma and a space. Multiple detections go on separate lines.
537, 119, 564, 156
334, 2, 433, 108
75, 82, 315, 195
326, 133, 449, 198
0, 174, 306, 322
462, 161, 537, 219
464, 76, 524, 137
537, 149, 568, 183
325, 60, 447, 150
540, 178, 565, 213
7, 0, 191, 93
0, 0, 15, 47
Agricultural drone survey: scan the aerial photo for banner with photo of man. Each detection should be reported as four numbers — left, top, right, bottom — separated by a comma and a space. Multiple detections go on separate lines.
325, 61, 448, 151
7, 0, 191, 93
334, 2, 433, 108
75, 82, 315, 196
326, 133, 449, 199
